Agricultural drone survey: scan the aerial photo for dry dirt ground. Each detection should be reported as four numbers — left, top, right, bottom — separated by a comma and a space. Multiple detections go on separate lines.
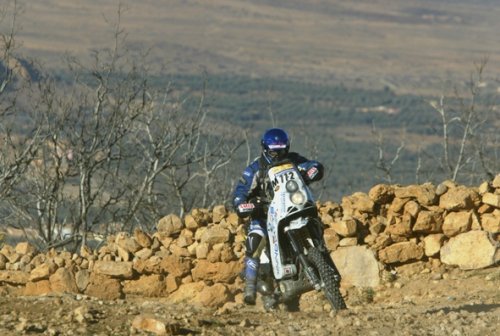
0, 264, 499, 336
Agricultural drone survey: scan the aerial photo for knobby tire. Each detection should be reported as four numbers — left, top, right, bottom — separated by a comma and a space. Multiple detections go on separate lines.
308, 247, 347, 310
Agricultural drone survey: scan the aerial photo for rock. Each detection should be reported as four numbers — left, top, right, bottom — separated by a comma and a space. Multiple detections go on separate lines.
492, 174, 500, 188
395, 183, 437, 206
331, 246, 381, 287
158, 255, 192, 277
439, 186, 477, 211
194, 283, 231, 307
75, 269, 90, 292
440, 231, 497, 269
123, 274, 165, 296
323, 228, 340, 251
191, 260, 241, 283
338, 237, 358, 247
480, 210, 500, 233
442, 211, 472, 237
135, 248, 154, 260
0, 270, 30, 285
93, 261, 134, 279
368, 184, 395, 204
184, 214, 200, 231
388, 197, 410, 214
342, 192, 375, 215
478, 181, 491, 195
134, 229, 153, 248
156, 214, 184, 236
195, 243, 210, 259
423, 234, 445, 257
15, 242, 36, 255
200, 226, 230, 245
29, 262, 55, 281
131, 316, 168, 335
133, 256, 162, 274
115, 232, 141, 253
403, 200, 420, 218
49, 268, 79, 294
482, 193, 500, 208
413, 209, 444, 233
378, 241, 424, 264
165, 274, 180, 293
23, 280, 51, 296
167, 281, 206, 303
385, 213, 413, 237
331, 217, 358, 237
85, 273, 122, 300
212, 205, 227, 224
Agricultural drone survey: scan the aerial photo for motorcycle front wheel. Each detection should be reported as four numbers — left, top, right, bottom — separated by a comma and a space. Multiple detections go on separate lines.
307, 247, 347, 311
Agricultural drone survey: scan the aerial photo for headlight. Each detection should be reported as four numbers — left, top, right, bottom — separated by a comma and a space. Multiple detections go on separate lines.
290, 191, 306, 205
286, 180, 299, 193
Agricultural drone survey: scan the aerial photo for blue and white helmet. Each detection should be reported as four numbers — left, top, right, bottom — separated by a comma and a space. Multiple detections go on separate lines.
261, 128, 290, 164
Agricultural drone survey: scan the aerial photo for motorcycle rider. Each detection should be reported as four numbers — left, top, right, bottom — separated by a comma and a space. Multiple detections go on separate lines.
232, 128, 324, 305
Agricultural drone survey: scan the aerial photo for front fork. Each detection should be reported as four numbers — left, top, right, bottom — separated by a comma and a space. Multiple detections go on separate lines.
284, 228, 322, 291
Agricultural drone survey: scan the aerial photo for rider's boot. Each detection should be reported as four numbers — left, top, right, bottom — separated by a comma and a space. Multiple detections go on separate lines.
243, 256, 259, 305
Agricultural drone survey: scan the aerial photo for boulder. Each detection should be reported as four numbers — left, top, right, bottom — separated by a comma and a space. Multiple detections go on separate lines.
440, 231, 497, 269
331, 246, 381, 287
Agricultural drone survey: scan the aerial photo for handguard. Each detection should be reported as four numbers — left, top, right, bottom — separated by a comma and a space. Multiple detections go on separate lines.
236, 202, 255, 218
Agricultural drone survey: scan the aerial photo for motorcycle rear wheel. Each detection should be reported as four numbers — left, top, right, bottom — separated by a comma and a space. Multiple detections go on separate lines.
308, 247, 347, 310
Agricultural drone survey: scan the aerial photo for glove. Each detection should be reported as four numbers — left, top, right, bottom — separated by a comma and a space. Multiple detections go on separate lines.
236, 202, 256, 218
236, 198, 266, 218
305, 166, 319, 181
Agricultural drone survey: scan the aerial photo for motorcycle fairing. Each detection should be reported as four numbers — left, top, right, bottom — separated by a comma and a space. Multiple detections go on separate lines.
266, 162, 316, 279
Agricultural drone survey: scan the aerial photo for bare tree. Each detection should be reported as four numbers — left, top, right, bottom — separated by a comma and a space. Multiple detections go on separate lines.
1, 3, 245, 250
428, 58, 499, 182
371, 122, 405, 184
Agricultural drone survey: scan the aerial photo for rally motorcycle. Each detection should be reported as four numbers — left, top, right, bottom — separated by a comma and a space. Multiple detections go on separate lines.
252, 160, 347, 311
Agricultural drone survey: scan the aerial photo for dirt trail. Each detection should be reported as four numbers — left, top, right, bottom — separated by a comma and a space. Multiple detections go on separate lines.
1, 265, 498, 335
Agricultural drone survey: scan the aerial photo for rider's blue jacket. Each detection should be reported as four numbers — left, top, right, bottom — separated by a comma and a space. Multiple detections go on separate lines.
232, 152, 324, 213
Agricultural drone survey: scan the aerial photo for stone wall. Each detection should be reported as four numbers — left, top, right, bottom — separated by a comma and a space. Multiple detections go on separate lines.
0, 176, 499, 307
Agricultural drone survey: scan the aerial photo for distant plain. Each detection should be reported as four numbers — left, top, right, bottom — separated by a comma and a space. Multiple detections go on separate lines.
14, 0, 500, 94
